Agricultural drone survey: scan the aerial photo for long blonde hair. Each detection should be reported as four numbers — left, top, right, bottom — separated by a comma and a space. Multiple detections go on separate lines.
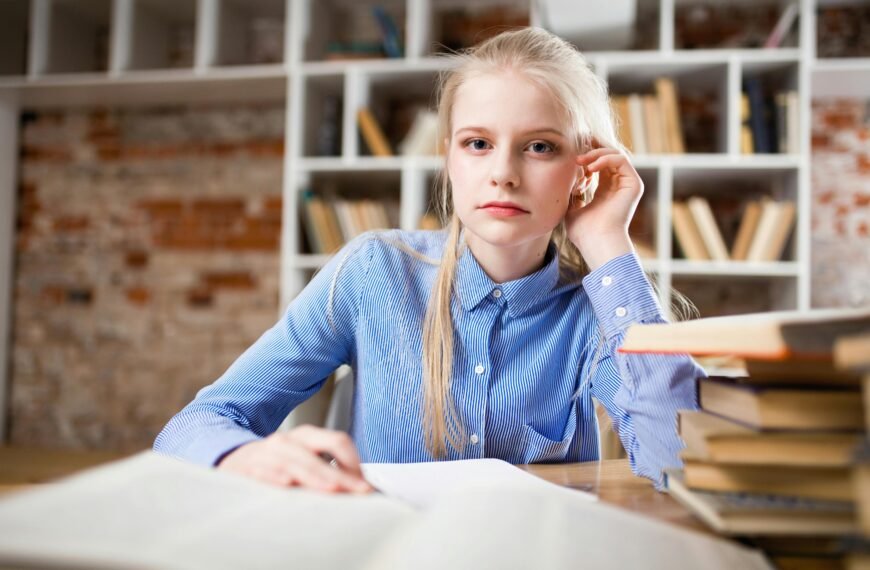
421, 27, 627, 459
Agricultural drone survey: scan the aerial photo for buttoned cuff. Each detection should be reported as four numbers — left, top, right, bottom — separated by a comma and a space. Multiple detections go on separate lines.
181, 428, 264, 468
581, 252, 664, 340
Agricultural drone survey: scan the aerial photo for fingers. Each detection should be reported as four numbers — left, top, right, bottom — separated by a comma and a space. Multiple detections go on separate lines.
575, 147, 619, 164
217, 427, 374, 494
289, 425, 365, 477
282, 444, 373, 493
584, 152, 634, 174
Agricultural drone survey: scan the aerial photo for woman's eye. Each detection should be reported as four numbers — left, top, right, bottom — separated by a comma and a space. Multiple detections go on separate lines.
528, 141, 555, 154
466, 139, 490, 151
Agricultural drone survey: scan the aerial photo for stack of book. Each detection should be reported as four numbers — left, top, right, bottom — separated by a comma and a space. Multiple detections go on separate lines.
673, 196, 795, 262
300, 190, 399, 254
611, 77, 685, 155
741, 81, 799, 155
837, 332, 870, 568
621, 308, 870, 567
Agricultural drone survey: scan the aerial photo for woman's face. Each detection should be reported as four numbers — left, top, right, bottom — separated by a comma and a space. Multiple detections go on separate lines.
446, 71, 580, 251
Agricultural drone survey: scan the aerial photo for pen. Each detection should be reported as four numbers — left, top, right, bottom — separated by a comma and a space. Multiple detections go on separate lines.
318, 452, 381, 494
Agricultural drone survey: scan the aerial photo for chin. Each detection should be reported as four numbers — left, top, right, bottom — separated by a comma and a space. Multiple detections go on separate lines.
463, 223, 539, 249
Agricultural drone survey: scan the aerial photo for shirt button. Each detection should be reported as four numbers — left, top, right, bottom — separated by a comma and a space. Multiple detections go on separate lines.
470, 434, 479, 444
615, 306, 627, 318
601, 276, 613, 286
492, 289, 502, 298
474, 363, 485, 374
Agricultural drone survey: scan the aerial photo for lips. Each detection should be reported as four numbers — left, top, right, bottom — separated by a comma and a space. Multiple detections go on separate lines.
480, 202, 529, 215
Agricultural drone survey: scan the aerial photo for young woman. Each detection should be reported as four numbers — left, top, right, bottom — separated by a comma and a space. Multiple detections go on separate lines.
154, 27, 701, 494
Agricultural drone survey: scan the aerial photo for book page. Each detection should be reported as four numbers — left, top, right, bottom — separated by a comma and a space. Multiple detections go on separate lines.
365, 482, 773, 570
361, 458, 597, 509
0, 451, 414, 569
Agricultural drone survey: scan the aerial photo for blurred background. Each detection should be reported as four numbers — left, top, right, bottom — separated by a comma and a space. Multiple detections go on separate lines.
0, 0, 867, 459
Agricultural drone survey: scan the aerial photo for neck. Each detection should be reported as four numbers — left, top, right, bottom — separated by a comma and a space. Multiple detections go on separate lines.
463, 231, 552, 284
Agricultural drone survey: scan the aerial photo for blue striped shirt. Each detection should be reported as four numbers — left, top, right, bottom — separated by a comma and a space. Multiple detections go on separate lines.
154, 229, 701, 488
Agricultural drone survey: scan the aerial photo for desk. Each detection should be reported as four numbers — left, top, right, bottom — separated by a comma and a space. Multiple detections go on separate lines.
521, 460, 712, 536
0, 446, 708, 536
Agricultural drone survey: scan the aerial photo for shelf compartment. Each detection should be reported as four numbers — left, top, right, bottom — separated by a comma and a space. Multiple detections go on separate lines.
816, 2, 870, 59
673, 0, 800, 50
211, 0, 286, 66
361, 69, 440, 158
425, 0, 529, 56
295, 169, 401, 255
0, 0, 29, 76
608, 62, 729, 155
302, 0, 405, 63
538, 0, 659, 52
672, 274, 798, 318
37, 0, 113, 74
671, 167, 798, 264
300, 73, 344, 157
630, 167, 658, 261
128, 0, 198, 70
740, 60, 800, 155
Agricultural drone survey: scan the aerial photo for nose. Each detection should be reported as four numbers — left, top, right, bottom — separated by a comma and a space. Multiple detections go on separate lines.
489, 147, 520, 189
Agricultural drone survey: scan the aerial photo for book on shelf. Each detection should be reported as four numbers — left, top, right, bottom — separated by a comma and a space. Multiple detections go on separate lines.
665, 468, 857, 536
742, 78, 798, 155
655, 77, 686, 154
357, 107, 393, 157
626, 93, 647, 154
698, 377, 864, 431
740, 94, 754, 154
620, 307, 870, 360
418, 212, 442, 230
686, 196, 730, 261
745, 77, 773, 154
730, 200, 763, 260
678, 410, 861, 467
398, 109, 439, 156
672, 201, 710, 261
744, 199, 795, 262
611, 81, 685, 155
303, 195, 399, 253
611, 96, 633, 153
642, 95, 663, 154
371, 6, 402, 58
763, 3, 799, 48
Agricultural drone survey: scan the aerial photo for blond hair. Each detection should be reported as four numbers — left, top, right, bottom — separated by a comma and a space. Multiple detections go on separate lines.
421, 27, 627, 458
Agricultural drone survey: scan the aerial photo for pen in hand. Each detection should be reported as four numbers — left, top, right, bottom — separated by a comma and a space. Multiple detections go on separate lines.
318, 452, 378, 494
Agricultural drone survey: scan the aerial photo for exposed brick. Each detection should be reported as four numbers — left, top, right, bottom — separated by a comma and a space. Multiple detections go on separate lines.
202, 271, 257, 290
52, 216, 90, 232
124, 250, 149, 268
125, 287, 151, 305
858, 154, 870, 174
186, 286, 214, 308
40, 286, 67, 305
12, 105, 284, 452
137, 199, 184, 218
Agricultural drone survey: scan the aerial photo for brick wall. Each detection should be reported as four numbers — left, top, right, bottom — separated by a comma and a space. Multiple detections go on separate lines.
10, 105, 285, 452
811, 98, 870, 308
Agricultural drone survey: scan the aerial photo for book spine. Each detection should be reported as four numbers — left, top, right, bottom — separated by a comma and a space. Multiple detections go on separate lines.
745, 78, 771, 154
357, 107, 393, 157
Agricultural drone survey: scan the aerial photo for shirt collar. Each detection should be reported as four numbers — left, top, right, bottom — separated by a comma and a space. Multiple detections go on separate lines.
455, 237, 562, 317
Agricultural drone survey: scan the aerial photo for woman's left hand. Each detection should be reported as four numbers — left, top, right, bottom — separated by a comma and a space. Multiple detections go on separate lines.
564, 145, 644, 271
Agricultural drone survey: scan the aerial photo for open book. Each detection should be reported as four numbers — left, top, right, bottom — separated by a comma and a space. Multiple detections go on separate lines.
0, 452, 772, 569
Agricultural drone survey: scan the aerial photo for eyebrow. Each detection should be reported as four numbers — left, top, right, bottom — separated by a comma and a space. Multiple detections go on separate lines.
454, 126, 566, 138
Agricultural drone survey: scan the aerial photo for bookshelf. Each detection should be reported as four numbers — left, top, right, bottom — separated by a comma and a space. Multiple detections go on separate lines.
0, 0, 867, 435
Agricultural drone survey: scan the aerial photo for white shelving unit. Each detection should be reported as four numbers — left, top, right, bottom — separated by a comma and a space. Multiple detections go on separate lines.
0, 0, 867, 438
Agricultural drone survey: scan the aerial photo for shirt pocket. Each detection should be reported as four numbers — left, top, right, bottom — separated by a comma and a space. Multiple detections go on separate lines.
520, 400, 578, 464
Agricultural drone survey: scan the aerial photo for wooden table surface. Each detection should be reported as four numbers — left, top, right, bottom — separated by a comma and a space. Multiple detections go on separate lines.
520, 459, 712, 535
0, 447, 708, 536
